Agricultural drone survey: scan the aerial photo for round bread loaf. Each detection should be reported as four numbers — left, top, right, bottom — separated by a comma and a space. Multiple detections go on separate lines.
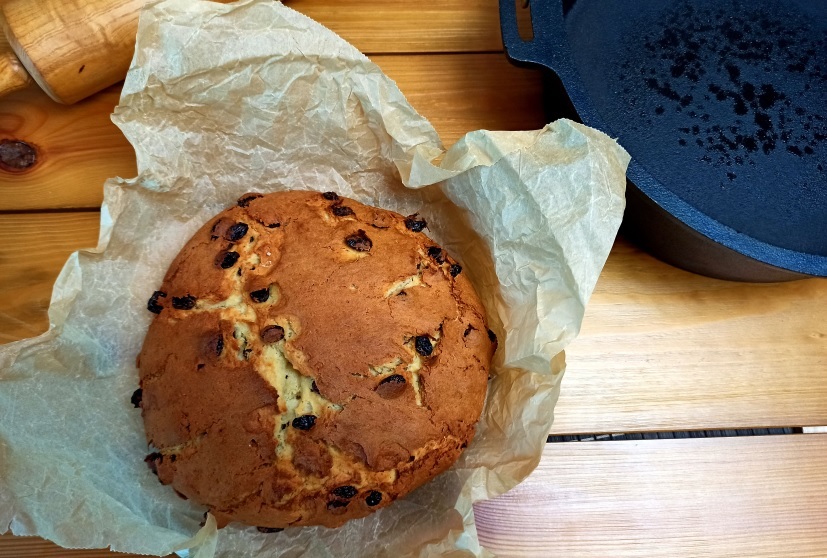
135, 190, 495, 529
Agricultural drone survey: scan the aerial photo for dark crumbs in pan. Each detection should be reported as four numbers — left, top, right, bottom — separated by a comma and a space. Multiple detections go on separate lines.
134, 190, 495, 529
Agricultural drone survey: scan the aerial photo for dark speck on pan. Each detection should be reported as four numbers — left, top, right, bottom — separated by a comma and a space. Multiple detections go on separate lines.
618, 0, 826, 181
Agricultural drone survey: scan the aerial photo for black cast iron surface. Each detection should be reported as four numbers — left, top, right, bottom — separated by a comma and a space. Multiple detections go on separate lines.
501, 0, 827, 278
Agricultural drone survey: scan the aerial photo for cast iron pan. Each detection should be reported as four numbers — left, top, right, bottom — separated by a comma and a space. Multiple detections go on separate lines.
500, 0, 827, 281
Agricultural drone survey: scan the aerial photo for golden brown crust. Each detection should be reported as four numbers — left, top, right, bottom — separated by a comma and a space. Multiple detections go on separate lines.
137, 190, 494, 528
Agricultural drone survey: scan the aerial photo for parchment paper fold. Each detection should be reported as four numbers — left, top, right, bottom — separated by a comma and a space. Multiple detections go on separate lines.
0, 0, 629, 556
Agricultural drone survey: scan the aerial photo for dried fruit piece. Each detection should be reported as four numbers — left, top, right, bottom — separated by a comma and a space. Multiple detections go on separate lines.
449, 264, 462, 277
237, 193, 263, 207
415, 335, 433, 356
144, 452, 163, 475
427, 246, 445, 264
376, 374, 407, 399
331, 485, 358, 499
260, 325, 285, 343
216, 250, 240, 269
487, 329, 498, 351
327, 500, 349, 511
210, 218, 233, 240
172, 295, 196, 310
202, 332, 224, 358
131, 388, 143, 408
404, 214, 427, 232
365, 491, 382, 506
250, 288, 270, 303
345, 230, 372, 252
322, 192, 339, 200
292, 415, 317, 430
225, 222, 249, 242
331, 205, 355, 217
147, 291, 167, 314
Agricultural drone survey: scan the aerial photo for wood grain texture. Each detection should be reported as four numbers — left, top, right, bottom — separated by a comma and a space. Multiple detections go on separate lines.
0, 212, 98, 343
1, 215, 824, 435
0, 0, 503, 105
289, 0, 504, 53
1, 0, 237, 104
379, 54, 545, 146
474, 435, 827, 557
0, 535, 150, 557
0, 84, 136, 210
0, 53, 544, 211
0, 50, 30, 97
4, 435, 826, 557
1, 0, 146, 103
553, 238, 827, 434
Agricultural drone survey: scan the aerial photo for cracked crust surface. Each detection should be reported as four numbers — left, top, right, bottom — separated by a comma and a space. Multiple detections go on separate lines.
137, 190, 494, 529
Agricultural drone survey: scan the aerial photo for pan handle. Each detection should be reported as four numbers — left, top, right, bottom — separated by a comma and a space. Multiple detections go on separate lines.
499, 0, 566, 72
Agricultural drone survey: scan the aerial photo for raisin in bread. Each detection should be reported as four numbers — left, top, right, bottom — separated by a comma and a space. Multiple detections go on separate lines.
135, 190, 495, 529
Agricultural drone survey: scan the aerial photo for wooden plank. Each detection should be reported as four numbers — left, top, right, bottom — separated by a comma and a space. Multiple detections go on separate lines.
289, 0, 504, 53
1, 216, 825, 434
474, 434, 827, 557
379, 54, 545, 147
0, 84, 137, 210
4, 435, 826, 557
0, 212, 99, 343
0, 536, 149, 558
0, 0, 503, 57
0, 53, 545, 211
553, 238, 827, 434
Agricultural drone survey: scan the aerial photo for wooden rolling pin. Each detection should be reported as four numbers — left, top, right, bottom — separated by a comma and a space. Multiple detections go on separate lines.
0, 0, 231, 104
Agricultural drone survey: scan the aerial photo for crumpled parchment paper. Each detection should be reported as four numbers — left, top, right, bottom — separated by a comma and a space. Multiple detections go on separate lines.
0, 0, 629, 556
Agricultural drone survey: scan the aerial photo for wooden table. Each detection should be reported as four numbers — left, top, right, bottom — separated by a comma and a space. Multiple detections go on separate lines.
1, 1, 825, 556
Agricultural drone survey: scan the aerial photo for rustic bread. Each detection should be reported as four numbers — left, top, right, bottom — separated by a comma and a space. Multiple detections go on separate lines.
135, 190, 495, 529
